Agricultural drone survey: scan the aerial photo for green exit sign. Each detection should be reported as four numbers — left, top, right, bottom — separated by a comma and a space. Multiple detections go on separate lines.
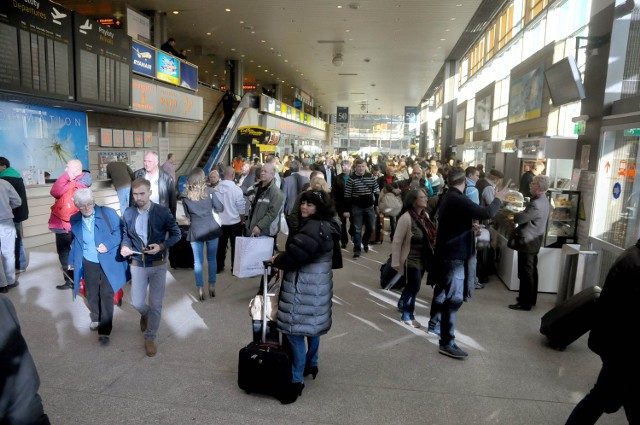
574, 121, 585, 135
624, 128, 640, 136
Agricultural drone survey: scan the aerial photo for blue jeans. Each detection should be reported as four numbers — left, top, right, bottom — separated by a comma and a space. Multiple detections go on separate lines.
116, 187, 130, 214
429, 259, 465, 347
190, 238, 219, 287
14, 222, 26, 270
0, 219, 16, 286
130, 264, 168, 341
287, 334, 320, 383
351, 205, 375, 252
400, 267, 424, 320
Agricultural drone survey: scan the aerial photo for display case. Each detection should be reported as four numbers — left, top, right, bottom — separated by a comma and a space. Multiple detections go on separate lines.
546, 190, 580, 247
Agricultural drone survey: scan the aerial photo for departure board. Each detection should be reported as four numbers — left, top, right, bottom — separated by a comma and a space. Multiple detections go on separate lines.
73, 12, 131, 109
0, 0, 74, 100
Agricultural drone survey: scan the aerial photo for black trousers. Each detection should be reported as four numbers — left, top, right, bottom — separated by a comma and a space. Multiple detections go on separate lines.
83, 259, 115, 336
216, 222, 244, 271
55, 232, 74, 284
517, 251, 538, 308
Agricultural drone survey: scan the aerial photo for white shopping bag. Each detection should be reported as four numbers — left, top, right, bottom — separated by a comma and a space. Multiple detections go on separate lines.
233, 236, 275, 278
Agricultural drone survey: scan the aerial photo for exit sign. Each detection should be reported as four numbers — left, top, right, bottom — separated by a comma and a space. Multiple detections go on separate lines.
574, 121, 585, 135
624, 128, 640, 136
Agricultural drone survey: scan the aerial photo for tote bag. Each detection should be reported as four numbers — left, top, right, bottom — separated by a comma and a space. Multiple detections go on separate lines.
233, 236, 275, 278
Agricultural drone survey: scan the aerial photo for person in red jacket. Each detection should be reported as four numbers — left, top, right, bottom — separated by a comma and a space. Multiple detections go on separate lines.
48, 159, 92, 290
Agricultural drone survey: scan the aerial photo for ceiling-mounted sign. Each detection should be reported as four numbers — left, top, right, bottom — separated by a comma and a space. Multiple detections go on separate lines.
73, 12, 131, 109
517, 137, 547, 159
0, 0, 74, 100
501, 139, 517, 153
337, 106, 349, 123
404, 106, 417, 124
95, 17, 122, 28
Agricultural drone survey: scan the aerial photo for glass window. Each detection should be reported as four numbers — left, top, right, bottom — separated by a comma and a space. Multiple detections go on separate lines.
592, 127, 640, 249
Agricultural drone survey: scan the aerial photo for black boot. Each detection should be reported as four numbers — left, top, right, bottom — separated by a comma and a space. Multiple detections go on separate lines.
279, 382, 305, 404
303, 366, 318, 380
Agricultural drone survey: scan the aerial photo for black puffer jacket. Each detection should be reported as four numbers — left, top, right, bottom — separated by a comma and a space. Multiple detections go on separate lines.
274, 218, 336, 337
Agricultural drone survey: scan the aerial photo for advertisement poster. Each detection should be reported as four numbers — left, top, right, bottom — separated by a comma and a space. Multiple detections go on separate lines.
0, 101, 88, 183
180, 62, 198, 91
474, 94, 492, 132
508, 66, 545, 124
132, 40, 155, 77
98, 151, 130, 179
156, 51, 180, 85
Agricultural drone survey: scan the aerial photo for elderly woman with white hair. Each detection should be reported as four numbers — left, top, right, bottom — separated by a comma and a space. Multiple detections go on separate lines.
68, 188, 128, 345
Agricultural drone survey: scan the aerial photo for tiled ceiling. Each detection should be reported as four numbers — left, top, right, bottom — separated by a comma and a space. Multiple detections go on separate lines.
55, 0, 492, 116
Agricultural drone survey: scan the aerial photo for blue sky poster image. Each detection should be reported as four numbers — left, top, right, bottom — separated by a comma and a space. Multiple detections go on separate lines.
0, 101, 89, 179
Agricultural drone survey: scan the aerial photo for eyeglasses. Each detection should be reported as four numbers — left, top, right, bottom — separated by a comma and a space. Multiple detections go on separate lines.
77, 202, 95, 210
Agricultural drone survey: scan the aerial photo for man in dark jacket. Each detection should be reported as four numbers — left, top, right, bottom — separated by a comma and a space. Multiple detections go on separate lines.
428, 167, 507, 359
565, 238, 640, 424
508, 174, 551, 311
120, 178, 181, 357
333, 160, 352, 248
0, 157, 29, 272
132, 151, 177, 217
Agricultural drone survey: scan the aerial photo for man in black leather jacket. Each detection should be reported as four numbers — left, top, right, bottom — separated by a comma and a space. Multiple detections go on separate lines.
132, 151, 177, 217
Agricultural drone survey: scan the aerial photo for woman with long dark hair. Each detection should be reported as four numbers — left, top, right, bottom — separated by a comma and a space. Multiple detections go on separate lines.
182, 168, 224, 301
392, 188, 437, 327
272, 190, 340, 404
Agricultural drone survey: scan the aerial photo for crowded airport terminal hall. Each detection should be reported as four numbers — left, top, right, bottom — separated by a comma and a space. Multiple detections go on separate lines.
1, 0, 639, 423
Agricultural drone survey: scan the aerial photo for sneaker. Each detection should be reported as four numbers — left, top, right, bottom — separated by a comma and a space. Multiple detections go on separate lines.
90, 322, 99, 331
353, 252, 360, 259
439, 343, 468, 359
144, 340, 157, 357
363, 245, 369, 253
56, 282, 73, 290
98, 335, 110, 346
474, 281, 485, 289
402, 319, 421, 328
427, 326, 441, 336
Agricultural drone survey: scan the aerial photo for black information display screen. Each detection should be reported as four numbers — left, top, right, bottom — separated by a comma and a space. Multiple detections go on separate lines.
0, 0, 74, 100
73, 12, 131, 109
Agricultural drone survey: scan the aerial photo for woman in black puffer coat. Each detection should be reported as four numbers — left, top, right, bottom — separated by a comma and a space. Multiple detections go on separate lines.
272, 189, 339, 404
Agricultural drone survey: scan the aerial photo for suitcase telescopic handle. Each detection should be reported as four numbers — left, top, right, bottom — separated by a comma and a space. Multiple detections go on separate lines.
261, 260, 273, 343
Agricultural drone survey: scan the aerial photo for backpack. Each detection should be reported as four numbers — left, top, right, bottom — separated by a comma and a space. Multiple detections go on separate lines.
378, 189, 402, 216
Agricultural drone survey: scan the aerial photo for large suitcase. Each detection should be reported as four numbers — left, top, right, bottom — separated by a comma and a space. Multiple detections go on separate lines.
169, 225, 194, 269
369, 212, 384, 244
238, 261, 291, 402
379, 254, 406, 290
540, 286, 601, 350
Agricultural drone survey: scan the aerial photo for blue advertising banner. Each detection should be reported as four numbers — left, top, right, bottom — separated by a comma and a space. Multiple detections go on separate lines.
132, 40, 155, 77
179, 61, 198, 91
0, 101, 88, 184
404, 106, 417, 124
156, 51, 180, 85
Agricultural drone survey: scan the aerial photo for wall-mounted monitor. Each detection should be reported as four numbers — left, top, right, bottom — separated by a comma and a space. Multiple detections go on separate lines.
544, 56, 586, 107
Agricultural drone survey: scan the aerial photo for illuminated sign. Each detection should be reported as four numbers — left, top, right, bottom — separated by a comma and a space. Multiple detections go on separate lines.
95, 17, 122, 28
132, 40, 155, 77
156, 51, 180, 85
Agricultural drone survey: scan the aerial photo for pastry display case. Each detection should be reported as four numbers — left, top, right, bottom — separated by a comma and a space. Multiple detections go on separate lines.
546, 190, 580, 247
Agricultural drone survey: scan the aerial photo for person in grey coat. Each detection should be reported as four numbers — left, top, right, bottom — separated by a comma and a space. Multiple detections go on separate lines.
508, 174, 551, 311
272, 189, 339, 404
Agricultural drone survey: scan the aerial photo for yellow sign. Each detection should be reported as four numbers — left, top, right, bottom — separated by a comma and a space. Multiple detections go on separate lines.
256, 144, 276, 152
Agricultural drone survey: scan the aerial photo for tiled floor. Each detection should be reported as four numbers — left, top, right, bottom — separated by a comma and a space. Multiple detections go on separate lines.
5, 238, 628, 425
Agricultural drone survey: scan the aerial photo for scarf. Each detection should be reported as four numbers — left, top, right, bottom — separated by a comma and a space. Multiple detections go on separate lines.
408, 209, 436, 246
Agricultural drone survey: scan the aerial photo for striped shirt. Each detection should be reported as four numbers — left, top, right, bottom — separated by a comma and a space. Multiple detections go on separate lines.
344, 173, 379, 209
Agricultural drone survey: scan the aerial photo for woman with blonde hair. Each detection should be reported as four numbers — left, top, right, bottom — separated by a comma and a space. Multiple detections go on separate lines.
181, 168, 224, 300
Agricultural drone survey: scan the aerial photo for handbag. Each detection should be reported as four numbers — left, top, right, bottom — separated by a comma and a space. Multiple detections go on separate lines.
378, 190, 402, 216
248, 281, 280, 321
279, 213, 289, 236
233, 236, 275, 278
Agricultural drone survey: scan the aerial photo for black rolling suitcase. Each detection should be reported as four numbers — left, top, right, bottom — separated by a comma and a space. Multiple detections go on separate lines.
540, 286, 601, 350
238, 261, 291, 402
169, 225, 194, 269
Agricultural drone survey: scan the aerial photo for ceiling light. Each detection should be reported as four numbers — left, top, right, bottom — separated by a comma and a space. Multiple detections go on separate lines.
440, 38, 445, 41
239, 20, 245, 24
206, 32, 211, 35
332, 53, 344, 66
172, 10, 179, 15
225, 8, 231, 12
261, 40, 266, 43
337, 5, 343, 8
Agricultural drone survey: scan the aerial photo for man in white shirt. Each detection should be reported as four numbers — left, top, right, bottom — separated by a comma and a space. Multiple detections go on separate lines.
214, 166, 247, 273
132, 151, 176, 217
